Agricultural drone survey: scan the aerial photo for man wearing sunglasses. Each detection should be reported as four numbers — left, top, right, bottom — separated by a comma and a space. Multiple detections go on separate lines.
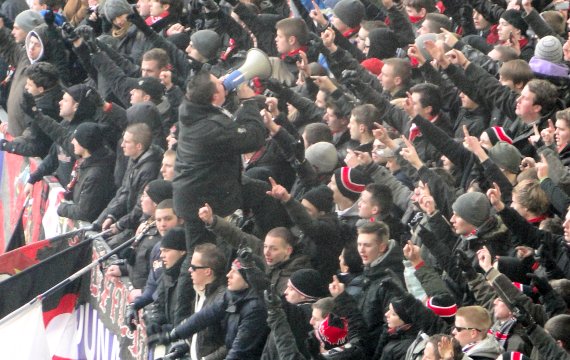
452, 306, 503, 360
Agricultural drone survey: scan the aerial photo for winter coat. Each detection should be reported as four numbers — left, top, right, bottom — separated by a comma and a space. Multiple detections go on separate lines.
57, 146, 115, 222
0, 27, 31, 137
355, 239, 405, 353
96, 145, 163, 230
173, 98, 265, 221
26, 24, 69, 82
174, 288, 269, 360
114, 24, 149, 65
153, 256, 193, 328
268, 254, 313, 295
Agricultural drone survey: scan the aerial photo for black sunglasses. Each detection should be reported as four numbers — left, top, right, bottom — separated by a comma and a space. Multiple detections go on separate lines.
453, 325, 481, 332
189, 264, 209, 271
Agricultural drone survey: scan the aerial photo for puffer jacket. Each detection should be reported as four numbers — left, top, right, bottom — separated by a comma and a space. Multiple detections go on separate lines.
173, 98, 265, 222
174, 288, 269, 360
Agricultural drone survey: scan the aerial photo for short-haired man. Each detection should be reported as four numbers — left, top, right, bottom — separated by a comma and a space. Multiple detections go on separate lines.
379, 58, 412, 100
95, 122, 163, 244
275, 18, 310, 77
186, 243, 228, 359
355, 221, 404, 354
418, 13, 452, 35
348, 104, 378, 153
160, 148, 176, 180
453, 306, 502, 359
357, 183, 407, 243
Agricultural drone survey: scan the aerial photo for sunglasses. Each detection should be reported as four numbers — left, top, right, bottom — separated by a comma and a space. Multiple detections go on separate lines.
453, 325, 481, 332
189, 264, 209, 271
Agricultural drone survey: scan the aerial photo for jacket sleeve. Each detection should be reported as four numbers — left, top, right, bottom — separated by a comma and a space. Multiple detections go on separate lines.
485, 267, 548, 325
417, 165, 453, 220
467, 273, 498, 313
28, 144, 59, 183
327, 48, 382, 91
142, 30, 191, 80
470, 0, 505, 23
464, 62, 518, 121
411, 114, 474, 171
362, 163, 412, 213
539, 178, 570, 217
208, 215, 264, 256
282, 197, 328, 239
456, 42, 501, 77
333, 291, 369, 348
266, 307, 308, 360
31, 112, 74, 156
414, 264, 454, 298
174, 295, 226, 339
357, 82, 410, 135
527, 325, 570, 360
96, 181, 130, 224
522, 9, 562, 41
480, 158, 514, 206
91, 50, 138, 107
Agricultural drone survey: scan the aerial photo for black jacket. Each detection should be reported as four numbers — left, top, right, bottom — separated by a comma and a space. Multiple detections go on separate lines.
96, 145, 163, 230
174, 288, 269, 360
57, 146, 115, 222
173, 99, 265, 220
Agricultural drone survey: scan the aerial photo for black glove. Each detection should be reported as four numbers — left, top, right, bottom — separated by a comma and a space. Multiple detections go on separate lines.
263, 78, 285, 96
264, 284, 282, 314
22, 92, 39, 118
61, 22, 79, 42
125, 303, 139, 331
512, 304, 536, 332
165, 341, 190, 359
43, 10, 55, 26
455, 250, 477, 281
0, 139, 8, 151
147, 330, 175, 347
200, 0, 220, 12
305, 332, 322, 357
75, 25, 100, 53
127, 7, 154, 37
527, 272, 553, 296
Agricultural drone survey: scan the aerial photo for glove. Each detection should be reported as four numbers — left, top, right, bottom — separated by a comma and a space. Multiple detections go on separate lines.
61, 22, 79, 41
200, 0, 220, 12
0, 139, 8, 152
22, 92, 39, 118
166, 341, 190, 359
147, 330, 175, 347
75, 25, 100, 53
455, 250, 477, 281
264, 284, 282, 314
43, 10, 55, 26
512, 304, 537, 332
263, 78, 285, 96
527, 272, 553, 296
127, 7, 154, 36
125, 303, 139, 331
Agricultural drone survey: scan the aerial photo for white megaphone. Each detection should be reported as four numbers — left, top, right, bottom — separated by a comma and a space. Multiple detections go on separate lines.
223, 48, 272, 92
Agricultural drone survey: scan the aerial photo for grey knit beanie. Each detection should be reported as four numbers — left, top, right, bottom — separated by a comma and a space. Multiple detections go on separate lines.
452, 192, 491, 227
14, 10, 45, 33
102, 0, 133, 22
333, 0, 365, 28
305, 142, 338, 174
534, 35, 563, 63
190, 30, 221, 61
488, 142, 522, 174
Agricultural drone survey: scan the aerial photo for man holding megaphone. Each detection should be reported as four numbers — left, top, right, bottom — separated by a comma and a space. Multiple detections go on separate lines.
173, 66, 266, 262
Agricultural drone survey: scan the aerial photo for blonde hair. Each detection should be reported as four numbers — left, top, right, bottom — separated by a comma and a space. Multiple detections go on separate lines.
456, 306, 492, 333
513, 179, 549, 216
